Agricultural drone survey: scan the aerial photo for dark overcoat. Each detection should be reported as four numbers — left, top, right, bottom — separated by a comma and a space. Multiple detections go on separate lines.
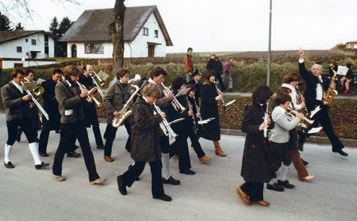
167, 91, 192, 135
240, 102, 276, 183
41, 78, 61, 131
78, 74, 99, 126
199, 81, 220, 141
130, 96, 162, 162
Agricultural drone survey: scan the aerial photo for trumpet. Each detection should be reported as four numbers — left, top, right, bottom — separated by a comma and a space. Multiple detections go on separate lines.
89, 71, 105, 98
76, 81, 102, 108
20, 82, 49, 121
287, 109, 314, 129
160, 82, 186, 113
153, 102, 177, 139
112, 84, 140, 128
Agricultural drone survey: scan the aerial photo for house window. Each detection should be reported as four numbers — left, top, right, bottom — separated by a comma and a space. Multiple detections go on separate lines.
17, 46, 22, 53
143, 27, 149, 36
31, 39, 36, 45
85, 43, 104, 54
154, 30, 158, 38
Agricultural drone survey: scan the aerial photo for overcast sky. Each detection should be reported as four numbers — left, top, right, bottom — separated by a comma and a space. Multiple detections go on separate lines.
3, 0, 357, 53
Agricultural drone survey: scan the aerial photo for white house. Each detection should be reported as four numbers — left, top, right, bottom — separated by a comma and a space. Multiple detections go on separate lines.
0, 30, 56, 69
60, 5, 173, 58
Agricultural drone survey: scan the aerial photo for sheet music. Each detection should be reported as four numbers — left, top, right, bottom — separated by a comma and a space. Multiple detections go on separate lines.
337, 65, 348, 76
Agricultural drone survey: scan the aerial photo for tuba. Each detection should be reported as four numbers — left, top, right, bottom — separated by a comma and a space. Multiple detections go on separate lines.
287, 109, 314, 129
112, 84, 140, 128
322, 68, 338, 105
160, 82, 186, 113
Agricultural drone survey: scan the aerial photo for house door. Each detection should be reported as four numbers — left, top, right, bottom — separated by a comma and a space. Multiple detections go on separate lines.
148, 45, 155, 57
71, 44, 77, 58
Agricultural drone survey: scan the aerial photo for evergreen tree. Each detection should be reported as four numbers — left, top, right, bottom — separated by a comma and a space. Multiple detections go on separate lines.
15, 22, 24, 30
49, 17, 59, 40
58, 17, 73, 37
0, 11, 12, 31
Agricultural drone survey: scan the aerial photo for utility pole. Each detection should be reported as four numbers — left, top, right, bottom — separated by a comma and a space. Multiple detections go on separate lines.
267, 0, 272, 86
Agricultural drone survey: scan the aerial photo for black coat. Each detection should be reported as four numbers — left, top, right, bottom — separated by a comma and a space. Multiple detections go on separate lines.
167, 92, 192, 135
187, 79, 202, 104
240, 102, 276, 183
299, 62, 330, 111
41, 79, 60, 131
207, 59, 217, 74
130, 96, 162, 162
78, 74, 99, 126
199, 81, 220, 141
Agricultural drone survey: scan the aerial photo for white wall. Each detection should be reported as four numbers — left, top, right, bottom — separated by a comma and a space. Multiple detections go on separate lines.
2, 60, 56, 69
0, 33, 54, 59
67, 13, 167, 58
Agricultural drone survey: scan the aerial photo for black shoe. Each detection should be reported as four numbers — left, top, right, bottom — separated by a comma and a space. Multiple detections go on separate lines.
55, 130, 60, 134
333, 149, 348, 156
97, 145, 105, 150
153, 194, 172, 202
180, 169, 196, 175
117, 175, 127, 195
267, 183, 284, 192
39, 152, 49, 157
35, 162, 50, 170
301, 158, 308, 166
162, 176, 180, 185
4, 161, 15, 169
67, 151, 81, 158
277, 180, 295, 189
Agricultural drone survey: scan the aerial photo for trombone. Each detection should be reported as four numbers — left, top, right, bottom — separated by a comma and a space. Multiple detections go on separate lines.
89, 71, 105, 98
20, 81, 49, 121
160, 82, 186, 113
76, 81, 102, 108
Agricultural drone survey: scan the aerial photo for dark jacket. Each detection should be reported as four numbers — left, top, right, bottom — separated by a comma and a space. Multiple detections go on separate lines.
167, 91, 192, 135
1, 82, 31, 121
41, 78, 61, 130
78, 74, 99, 126
55, 80, 86, 124
299, 62, 330, 111
103, 81, 131, 124
187, 79, 202, 104
240, 102, 276, 183
199, 81, 220, 141
130, 96, 162, 162
207, 59, 217, 74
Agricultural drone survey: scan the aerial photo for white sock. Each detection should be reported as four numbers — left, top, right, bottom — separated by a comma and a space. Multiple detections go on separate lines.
280, 164, 290, 181
4, 144, 12, 163
269, 178, 277, 185
162, 153, 170, 179
29, 142, 42, 165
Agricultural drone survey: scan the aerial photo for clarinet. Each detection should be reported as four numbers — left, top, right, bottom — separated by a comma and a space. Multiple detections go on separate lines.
193, 96, 203, 121
263, 103, 269, 138
214, 81, 226, 112
185, 95, 198, 135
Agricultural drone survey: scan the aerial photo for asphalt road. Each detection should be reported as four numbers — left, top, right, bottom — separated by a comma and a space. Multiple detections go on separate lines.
0, 113, 355, 221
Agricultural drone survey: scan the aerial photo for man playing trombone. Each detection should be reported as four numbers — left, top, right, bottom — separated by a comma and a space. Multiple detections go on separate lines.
79, 65, 104, 149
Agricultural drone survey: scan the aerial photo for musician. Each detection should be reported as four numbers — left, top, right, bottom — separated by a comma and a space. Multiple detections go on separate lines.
102, 68, 132, 162
267, 93, 304, 192
79, 65, 104, 149
200, 70, 226, 157
186, 84, 211, 163
38, 69, 79, 157
168, 77, 195, 175
16, 70, 41, 142
340, 62, 354, 94
328, 61, 341, 91
237, 85, 275, 207
185, 47, 194, 82
117, 83, 172, 201
188, 69, 202, 104
52, 65, 105, 184
140, 67, 180, 185
1, 69, 49, 169
298, 50, 348, 156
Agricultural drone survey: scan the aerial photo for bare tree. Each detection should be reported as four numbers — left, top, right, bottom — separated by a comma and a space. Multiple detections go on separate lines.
109, 0, 126, 71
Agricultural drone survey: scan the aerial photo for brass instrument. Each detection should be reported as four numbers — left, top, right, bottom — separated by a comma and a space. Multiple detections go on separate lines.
20, 82, 49, 120
24, 78, 44, 98
89, 71, 105, 98
76, 81, 102, 108
153, 102, 178, 139
287, 109, 314, 129
112, 84, 140, 128
160, 82, 186, 113
322, 68, 338, 105
92, 71, 105, 87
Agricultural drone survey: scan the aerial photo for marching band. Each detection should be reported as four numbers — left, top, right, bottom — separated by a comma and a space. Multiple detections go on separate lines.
0, 49, 349, 204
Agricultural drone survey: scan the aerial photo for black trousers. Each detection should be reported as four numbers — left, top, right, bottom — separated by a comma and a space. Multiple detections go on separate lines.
7, 119, 37, 145
104, 119, 131, 156
39, 129, 75, 154
52, 122, 99, 182
120, 160, 164, 197
240, 182, 264, 202
188, 129, 205, 158
91, 125, 104, 146
170, 132, 191, 171
160, 135, 170, 154
311, 104, 344, 151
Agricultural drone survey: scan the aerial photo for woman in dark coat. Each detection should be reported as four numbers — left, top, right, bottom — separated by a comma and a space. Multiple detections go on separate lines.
237, 85, 276, 207
117, 83, 172, 202
199, 70, 226, 157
